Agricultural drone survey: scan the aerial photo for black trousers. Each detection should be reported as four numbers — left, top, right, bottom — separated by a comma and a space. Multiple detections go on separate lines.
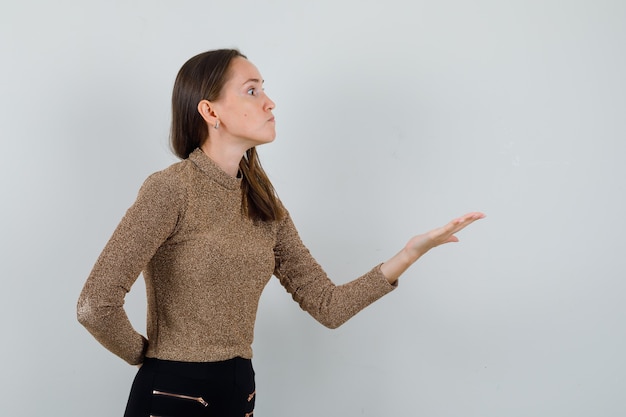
124, 357, 256, 417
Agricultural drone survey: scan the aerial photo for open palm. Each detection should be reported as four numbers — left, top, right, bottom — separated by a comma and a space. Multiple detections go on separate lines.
405, 212, 486, 257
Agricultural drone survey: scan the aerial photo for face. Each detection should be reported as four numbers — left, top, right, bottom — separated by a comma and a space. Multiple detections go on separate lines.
210, 57, 276, 147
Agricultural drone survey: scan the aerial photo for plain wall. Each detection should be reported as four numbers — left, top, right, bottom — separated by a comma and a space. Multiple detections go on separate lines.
2, 0, 625, 416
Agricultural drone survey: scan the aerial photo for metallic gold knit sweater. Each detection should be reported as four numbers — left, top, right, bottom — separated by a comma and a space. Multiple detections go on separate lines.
77, 148, 396, 365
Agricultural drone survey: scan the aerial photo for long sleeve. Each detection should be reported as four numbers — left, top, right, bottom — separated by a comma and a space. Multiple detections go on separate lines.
77, 171, 184, 365
273, 211, 396, 329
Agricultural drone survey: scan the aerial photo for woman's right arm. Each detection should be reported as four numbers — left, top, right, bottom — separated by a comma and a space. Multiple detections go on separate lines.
380, 212, 486, 284
77, 171, 183, 365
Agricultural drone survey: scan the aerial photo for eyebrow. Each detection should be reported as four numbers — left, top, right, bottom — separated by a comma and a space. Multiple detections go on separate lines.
242, 78, 264, 85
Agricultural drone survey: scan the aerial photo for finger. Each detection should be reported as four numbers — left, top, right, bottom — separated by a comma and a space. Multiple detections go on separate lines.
466, 212, 486, 221
453, 212, 485, 226
447, 213, 484, 235
446, 235, 459, 243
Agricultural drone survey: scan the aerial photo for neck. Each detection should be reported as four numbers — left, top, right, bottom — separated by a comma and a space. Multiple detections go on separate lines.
200, 141, 248, 177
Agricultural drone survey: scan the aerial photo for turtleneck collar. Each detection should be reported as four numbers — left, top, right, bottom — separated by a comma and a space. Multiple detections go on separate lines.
188, 148, 242, 190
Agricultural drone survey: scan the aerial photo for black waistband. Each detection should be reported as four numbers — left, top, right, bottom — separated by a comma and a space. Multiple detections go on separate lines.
142, 357, 252, 380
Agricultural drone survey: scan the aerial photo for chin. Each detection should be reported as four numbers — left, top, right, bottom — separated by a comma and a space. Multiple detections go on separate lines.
257, 135, 276, 145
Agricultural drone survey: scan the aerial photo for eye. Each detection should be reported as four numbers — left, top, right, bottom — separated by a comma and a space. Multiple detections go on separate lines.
247, 87, 258, 96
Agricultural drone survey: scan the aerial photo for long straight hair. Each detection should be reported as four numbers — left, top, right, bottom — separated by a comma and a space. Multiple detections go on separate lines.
170, 49, 284, 222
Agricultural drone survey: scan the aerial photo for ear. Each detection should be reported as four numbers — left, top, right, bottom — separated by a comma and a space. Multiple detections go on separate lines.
197, 100, 220, 128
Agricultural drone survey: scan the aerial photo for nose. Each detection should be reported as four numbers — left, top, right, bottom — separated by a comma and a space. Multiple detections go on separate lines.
264, 92, 276, 111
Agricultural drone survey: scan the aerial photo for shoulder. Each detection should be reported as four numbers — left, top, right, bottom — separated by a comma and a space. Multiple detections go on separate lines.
137, 159, 194, 204
274, 202, 302, 244
141, 159, 194, 189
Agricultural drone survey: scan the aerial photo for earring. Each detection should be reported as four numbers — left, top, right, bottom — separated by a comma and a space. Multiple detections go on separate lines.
214, 120, 220, 129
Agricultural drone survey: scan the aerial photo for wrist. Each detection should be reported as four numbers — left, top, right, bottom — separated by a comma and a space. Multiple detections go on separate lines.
381, 245, 423, 284
403, 240, 430, 263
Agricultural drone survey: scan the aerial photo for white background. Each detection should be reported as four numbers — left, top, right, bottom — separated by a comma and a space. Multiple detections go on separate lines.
2, 1, 625, 416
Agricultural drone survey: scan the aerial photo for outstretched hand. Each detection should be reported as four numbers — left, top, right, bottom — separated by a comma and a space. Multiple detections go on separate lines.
404, 211, 486, 257
380, 212, 485, 284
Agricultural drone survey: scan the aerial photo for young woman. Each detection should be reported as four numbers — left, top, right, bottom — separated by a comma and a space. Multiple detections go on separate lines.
77, 48, 484, 417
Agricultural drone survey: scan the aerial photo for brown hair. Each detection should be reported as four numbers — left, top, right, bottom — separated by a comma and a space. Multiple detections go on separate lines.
170, 49, 284, 222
